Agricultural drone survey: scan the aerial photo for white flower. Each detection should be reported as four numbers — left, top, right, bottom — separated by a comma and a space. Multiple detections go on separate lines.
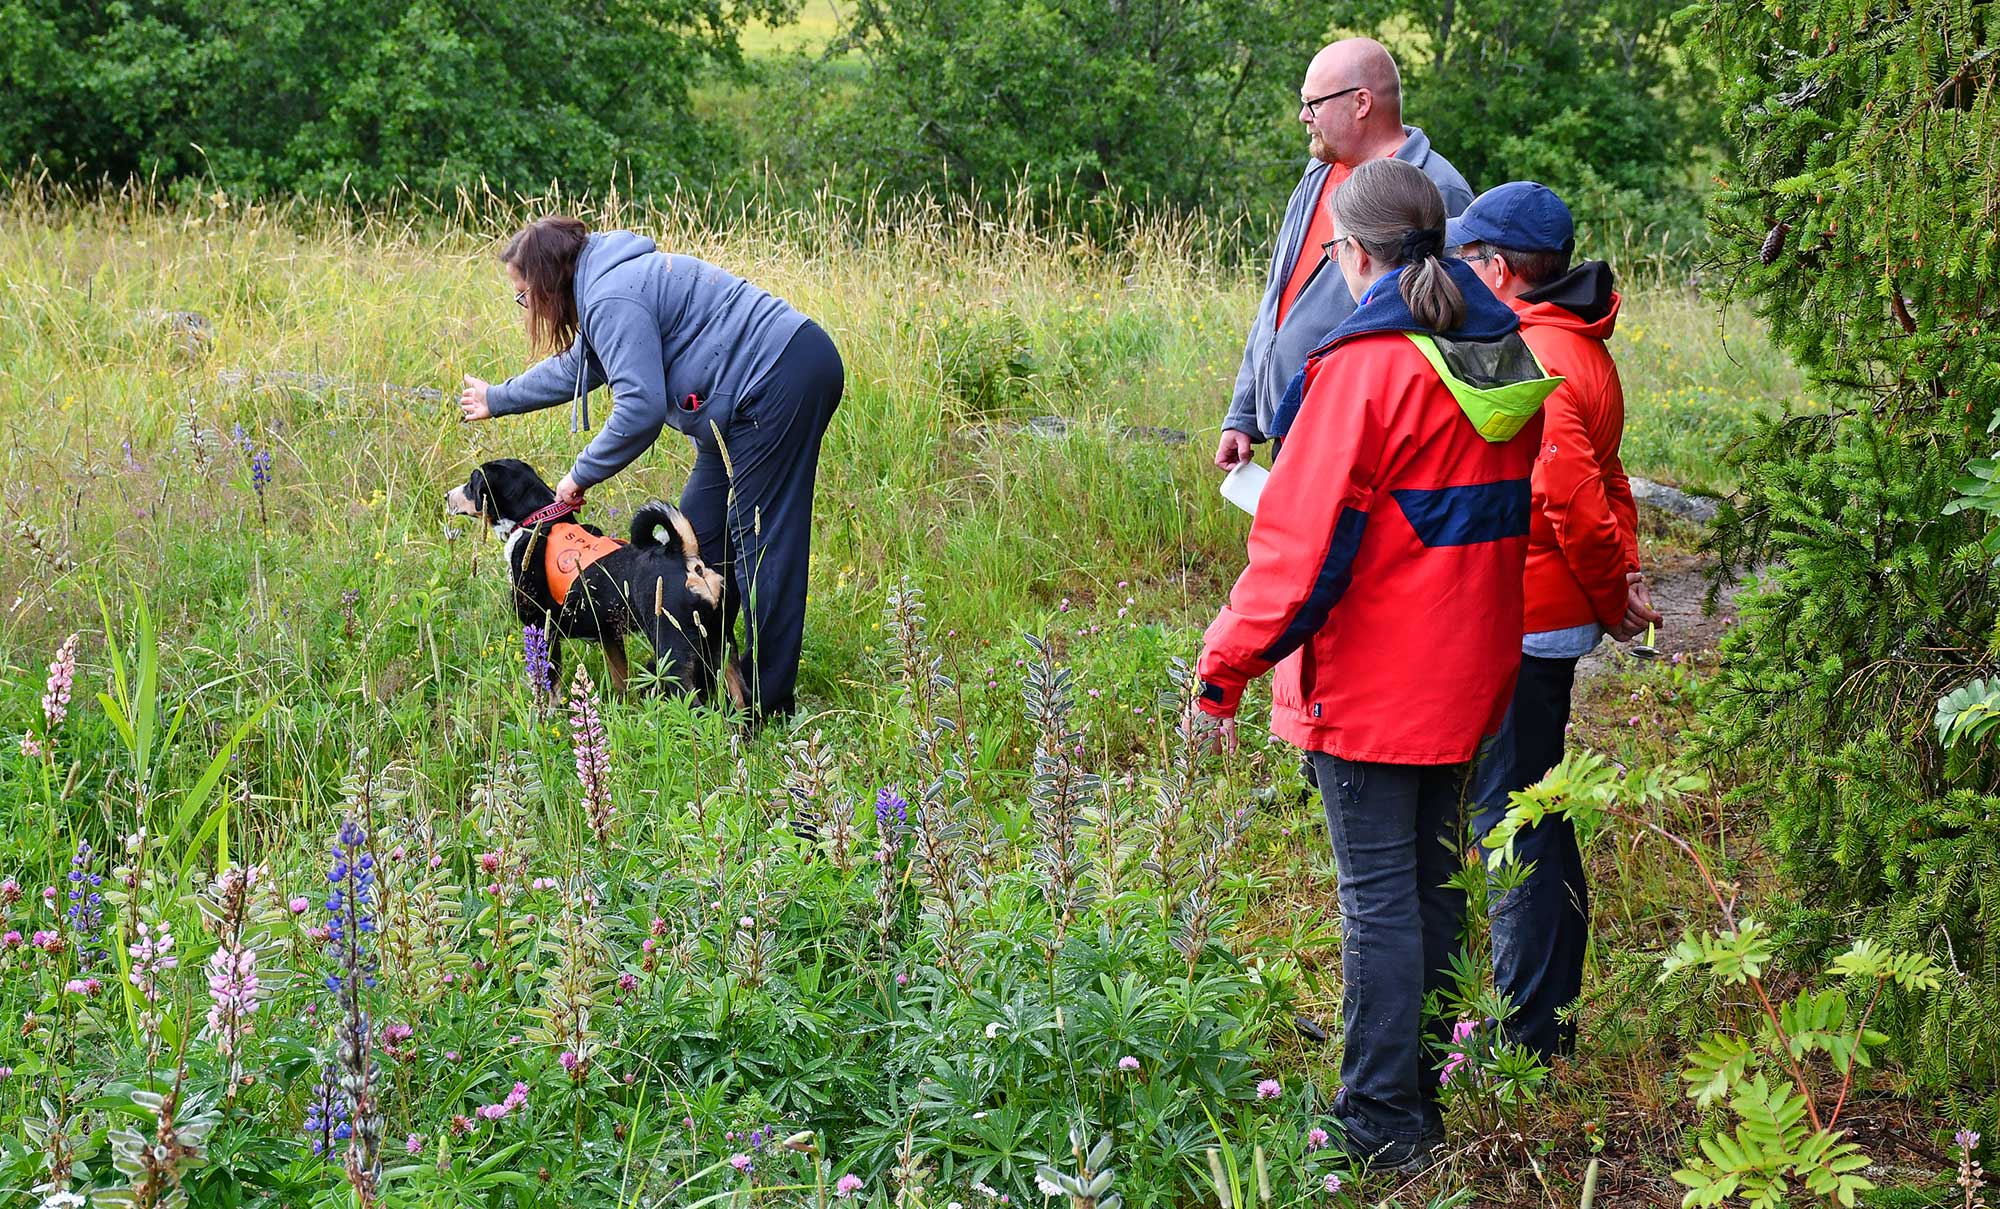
39, 1192, 88, 1209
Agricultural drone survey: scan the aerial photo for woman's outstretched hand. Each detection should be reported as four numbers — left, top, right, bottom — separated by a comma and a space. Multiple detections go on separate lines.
459, 375, 492, 422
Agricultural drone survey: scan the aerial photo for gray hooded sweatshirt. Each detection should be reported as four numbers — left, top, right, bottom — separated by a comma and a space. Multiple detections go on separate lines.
1222, 127, 1474, 443
486, 231, 807, 488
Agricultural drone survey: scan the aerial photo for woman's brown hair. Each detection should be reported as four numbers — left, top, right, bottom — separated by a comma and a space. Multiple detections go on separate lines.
1330, 158, 1465, 333
501, 216, 590, 354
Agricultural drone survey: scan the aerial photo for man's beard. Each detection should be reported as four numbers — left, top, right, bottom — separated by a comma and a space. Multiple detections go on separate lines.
1308, 128, 1335, 165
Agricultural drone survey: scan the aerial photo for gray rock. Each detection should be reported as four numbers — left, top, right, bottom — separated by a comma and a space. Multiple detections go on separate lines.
1629, 475, 1720, 523
965, 414, 1189, 445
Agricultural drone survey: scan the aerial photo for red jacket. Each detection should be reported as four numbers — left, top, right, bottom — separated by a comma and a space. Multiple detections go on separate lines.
1198, 265, 1554, 764
1511, 262, 1641, 633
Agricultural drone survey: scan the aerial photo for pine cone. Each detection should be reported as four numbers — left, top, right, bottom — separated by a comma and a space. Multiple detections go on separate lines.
1760, 221, 1791, 265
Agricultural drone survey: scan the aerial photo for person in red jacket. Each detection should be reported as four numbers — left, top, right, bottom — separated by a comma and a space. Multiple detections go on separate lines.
1195, 158, 1559, 1170
1448, 181, 1664, 1060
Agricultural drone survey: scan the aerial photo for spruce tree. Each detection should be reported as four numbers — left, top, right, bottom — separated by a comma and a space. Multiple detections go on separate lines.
1691, 0, 2000, 1125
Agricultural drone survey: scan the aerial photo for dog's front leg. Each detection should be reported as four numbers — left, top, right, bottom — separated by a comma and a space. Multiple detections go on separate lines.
603, 636, 631, 697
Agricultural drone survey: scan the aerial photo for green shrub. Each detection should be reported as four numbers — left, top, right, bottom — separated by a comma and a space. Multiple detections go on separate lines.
1690, 0, 2000, 1132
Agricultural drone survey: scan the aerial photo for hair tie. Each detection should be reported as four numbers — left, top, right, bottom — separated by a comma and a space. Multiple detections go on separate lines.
1400, 227, 1445, 263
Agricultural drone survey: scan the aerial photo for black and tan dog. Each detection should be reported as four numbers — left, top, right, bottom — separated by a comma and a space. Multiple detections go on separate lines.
446, 458, 742, 705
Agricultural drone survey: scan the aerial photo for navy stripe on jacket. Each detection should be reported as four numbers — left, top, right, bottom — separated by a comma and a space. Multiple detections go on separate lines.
1391, 480, 1531, 547
1255, 507, 1370, 665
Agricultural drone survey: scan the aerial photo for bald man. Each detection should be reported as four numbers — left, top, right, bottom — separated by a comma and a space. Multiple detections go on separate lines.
1216, 39, 1475, 469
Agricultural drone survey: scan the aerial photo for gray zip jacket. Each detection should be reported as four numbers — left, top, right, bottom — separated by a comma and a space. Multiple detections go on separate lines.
486, 231, 807, 488
1222, 127, 1474, 442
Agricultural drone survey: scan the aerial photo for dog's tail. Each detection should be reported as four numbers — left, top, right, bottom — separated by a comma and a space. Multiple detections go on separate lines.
630, 501, 704, 561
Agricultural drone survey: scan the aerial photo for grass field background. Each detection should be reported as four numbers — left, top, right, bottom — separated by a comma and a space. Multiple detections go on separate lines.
0, 183, 1855, 1206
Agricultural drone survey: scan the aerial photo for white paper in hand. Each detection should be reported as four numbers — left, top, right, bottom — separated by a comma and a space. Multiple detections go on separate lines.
1220, 461, 1268, 516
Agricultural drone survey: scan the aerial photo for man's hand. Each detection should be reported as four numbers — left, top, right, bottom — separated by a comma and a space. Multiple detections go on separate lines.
460, 375, 492, 422
1610, 571, 1664, 641
1215, 428, 1254, 471
554, 474, 585, 508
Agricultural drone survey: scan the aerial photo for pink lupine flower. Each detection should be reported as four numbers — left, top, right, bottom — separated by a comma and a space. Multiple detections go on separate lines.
19, 735, 40, 759
1256, 1078, 1281, 1100
205, 944, 260, 1056
41, 633, 77, 733
127, 921, 177, 1001
835, 1173, 865, 1198
1440, 1018, 1479, 1086
570, 666, 614, 842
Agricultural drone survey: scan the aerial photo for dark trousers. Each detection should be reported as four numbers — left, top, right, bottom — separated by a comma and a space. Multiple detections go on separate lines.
1469, 654, 1586, 1059
1309, 752, 1468, 1146
680, 320, 843, 718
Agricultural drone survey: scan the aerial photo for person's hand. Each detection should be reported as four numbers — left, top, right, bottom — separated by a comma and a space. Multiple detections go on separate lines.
1610, 571, 1663, 641
554, 474, 585, 508
460, 375, 492, 422
1215, 428, 1253, 471
1180, 702, 1238, 754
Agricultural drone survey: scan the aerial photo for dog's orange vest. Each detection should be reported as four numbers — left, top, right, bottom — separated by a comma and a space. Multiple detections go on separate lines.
538, 523, 625, 606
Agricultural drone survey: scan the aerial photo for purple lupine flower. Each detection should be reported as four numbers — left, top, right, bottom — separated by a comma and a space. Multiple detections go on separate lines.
324, 819, 377, 992
523, 624, 554, 697
250, 448, 272, 524
304, 1063, 348, 1158
41, 633, 77, 735
1958, 1129, 1981, 1151
232, 421, 253, 455
874, 786, 908, 836
570, 666, 613, 843
64, 840, 105, 969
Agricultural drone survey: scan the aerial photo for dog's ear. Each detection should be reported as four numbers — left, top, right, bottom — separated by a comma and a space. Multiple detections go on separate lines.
474, 459, 555, 523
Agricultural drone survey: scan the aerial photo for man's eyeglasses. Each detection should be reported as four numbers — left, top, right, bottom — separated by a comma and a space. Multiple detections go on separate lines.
514, 289, 529, 308
1301, 86, 1363, 118
1453, 248, 1496, 264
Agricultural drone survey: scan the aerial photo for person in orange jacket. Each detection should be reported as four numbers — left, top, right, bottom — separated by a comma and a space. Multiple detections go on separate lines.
1196, 159, 1560, 1170
1450, 181, 1664, 1060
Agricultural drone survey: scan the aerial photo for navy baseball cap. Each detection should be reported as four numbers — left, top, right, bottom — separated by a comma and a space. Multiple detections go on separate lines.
1445, 181, 1575, 254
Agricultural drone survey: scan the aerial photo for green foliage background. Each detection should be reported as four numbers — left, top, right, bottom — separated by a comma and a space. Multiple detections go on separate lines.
1691, 0, 2000, 1128
0, 0, 797, 196
2, 0, 1714, 250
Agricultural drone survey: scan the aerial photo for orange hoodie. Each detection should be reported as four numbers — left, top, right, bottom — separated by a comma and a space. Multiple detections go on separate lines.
1510, 262, 1641, 633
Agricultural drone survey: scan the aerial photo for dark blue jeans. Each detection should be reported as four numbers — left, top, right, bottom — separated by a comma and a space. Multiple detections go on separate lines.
1309, 752, 1469, 1147
1469, 654, 1587, 1059
680, 320, 843, 718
